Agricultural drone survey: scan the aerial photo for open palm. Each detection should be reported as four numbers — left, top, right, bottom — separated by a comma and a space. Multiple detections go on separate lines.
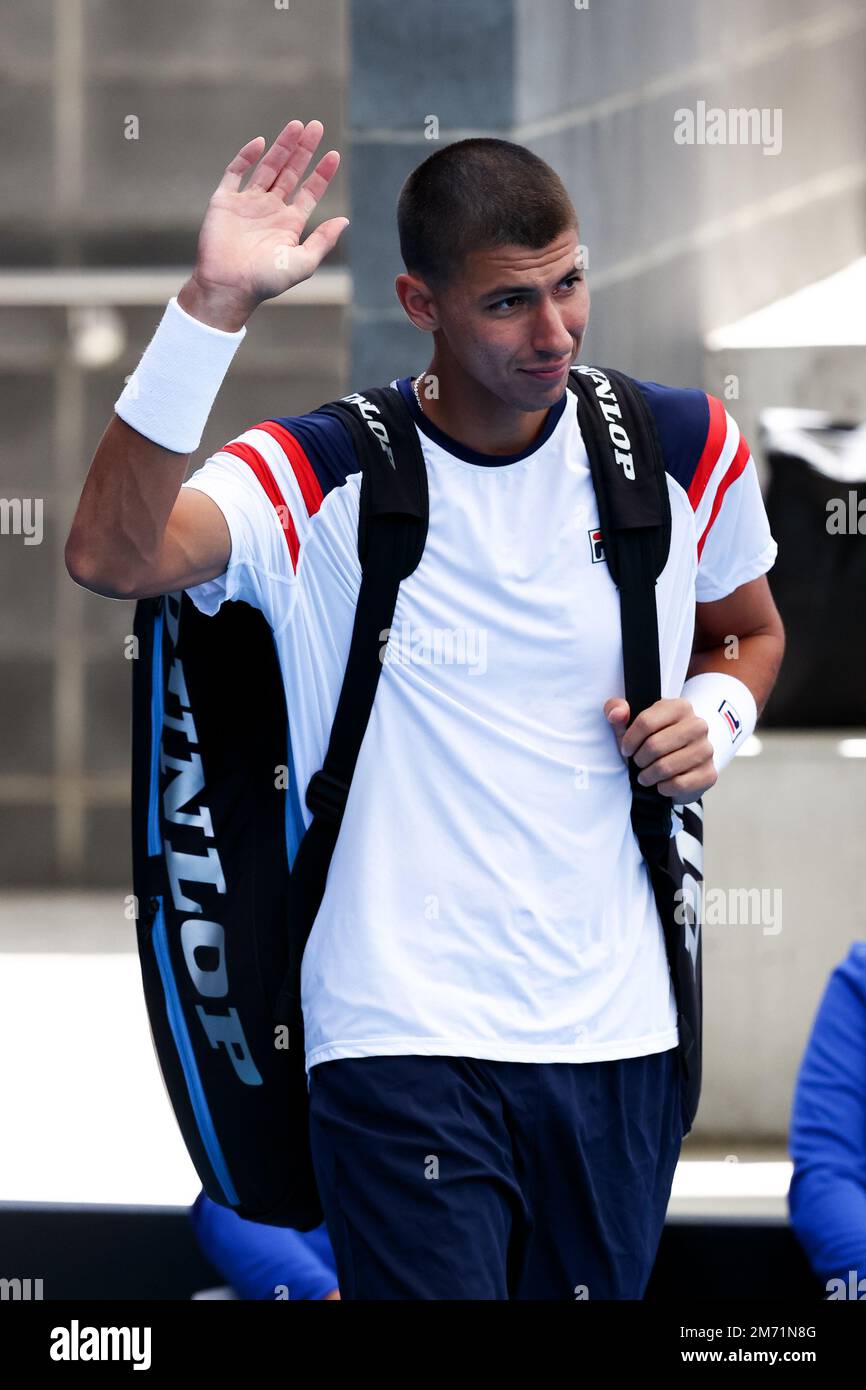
192, 119, 349, 307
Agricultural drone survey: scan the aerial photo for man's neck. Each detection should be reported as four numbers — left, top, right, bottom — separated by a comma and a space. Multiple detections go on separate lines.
413, 366, 555, 457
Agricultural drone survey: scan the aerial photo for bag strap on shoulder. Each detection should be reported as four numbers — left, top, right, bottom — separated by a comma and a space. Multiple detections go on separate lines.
275, 385, 428, 1028
566, 365, 673, 856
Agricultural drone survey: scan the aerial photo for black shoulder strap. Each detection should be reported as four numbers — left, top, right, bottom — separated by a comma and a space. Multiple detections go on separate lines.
275, 385, 428, 1029
566, 364, 673, 856
568, 365, 703, 1131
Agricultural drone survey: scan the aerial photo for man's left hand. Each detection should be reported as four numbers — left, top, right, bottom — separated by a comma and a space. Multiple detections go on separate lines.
604, 697, 717, 800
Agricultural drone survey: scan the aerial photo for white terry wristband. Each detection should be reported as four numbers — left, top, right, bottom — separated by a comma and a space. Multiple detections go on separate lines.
114, 294, 247, 454
680, 670, 758, 775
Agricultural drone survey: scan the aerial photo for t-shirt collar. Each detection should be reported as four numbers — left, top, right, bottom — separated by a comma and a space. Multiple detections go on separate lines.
392, 375, 569, 467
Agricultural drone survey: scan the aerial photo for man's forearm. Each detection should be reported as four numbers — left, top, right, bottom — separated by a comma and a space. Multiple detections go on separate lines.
685, 630, 785, 718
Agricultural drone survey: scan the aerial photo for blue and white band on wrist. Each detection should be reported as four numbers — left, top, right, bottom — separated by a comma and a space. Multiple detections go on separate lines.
680, 670, 758, 775
113, 294, 247, 455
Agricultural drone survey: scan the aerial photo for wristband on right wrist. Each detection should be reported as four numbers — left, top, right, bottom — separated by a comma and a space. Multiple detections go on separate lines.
680, 670, 758, 776
114, 294, 247, 455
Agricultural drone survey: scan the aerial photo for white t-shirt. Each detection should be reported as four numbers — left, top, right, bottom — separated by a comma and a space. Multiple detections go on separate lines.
181, 374, 778, 1077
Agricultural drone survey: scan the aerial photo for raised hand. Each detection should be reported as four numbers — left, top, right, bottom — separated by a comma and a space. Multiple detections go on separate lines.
186, 119, 349, 319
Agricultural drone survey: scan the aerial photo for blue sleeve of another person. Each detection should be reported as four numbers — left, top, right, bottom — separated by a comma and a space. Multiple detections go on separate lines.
788, 942, 866, 1286
189, 1189, 339, 1300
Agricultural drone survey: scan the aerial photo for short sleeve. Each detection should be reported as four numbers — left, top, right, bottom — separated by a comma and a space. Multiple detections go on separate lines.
692, 401, 779, 603
181, 420, 316, 632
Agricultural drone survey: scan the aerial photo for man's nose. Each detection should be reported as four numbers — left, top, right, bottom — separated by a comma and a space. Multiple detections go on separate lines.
531, 297, 575, 355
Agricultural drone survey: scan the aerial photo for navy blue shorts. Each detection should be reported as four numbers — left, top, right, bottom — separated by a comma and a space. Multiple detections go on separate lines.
307, 1047, 683, 1300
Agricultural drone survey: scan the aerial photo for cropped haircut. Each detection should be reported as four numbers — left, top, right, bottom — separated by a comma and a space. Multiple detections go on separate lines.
396, 138, 578, 295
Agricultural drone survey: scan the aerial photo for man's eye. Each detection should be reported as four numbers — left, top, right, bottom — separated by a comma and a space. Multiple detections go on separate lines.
487, 275, 584, 313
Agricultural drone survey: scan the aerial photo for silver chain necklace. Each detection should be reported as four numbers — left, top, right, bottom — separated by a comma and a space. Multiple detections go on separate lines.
412, 374, 426, 414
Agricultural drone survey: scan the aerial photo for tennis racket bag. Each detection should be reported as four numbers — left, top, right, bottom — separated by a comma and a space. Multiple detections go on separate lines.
131, 365, 703, 1231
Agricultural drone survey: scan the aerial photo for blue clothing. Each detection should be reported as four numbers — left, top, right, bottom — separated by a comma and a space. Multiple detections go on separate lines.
307, 1048, 682, 1300
189, 1190, 338, 1300
789, 941, 866, 1285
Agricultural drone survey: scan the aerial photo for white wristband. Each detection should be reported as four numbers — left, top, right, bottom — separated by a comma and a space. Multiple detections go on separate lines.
680, 671, 757, 775
114, 294, 247, 454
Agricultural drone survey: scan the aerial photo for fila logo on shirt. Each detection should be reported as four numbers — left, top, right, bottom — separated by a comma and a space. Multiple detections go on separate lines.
718, 698, 742, 741
341, 391, 397, 470
588, 527, 605, 563
573, 366, 636, 480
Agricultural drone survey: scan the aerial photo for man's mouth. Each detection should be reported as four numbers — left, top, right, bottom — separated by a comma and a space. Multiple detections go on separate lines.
520, 361, 571, 380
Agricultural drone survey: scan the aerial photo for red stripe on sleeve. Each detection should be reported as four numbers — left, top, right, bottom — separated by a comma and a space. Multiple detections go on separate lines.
687, 394, 729, 512
696, 435, 751, 562
254, 421, 325, 518
221, 440, 300, 571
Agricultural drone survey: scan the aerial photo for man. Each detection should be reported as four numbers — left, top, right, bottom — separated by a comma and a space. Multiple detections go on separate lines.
65, 118, 785, 1300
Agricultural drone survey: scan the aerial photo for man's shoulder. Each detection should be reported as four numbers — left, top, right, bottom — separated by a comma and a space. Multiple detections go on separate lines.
260, 397, 365, 500
263, 379, 411, 498
627, 375, 728, 496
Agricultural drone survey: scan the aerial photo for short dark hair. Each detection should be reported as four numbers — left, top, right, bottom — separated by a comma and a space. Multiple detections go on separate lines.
396, 138, 578, 295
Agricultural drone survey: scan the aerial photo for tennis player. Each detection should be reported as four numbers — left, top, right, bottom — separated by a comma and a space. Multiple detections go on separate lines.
66, 119, 785, 1299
